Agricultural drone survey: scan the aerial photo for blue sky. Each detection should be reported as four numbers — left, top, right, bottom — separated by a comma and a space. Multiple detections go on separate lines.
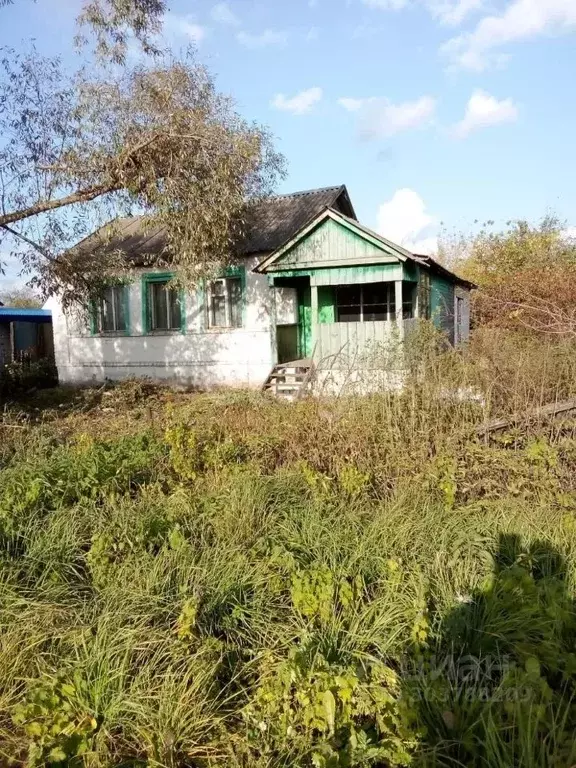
2, 0, 576, 288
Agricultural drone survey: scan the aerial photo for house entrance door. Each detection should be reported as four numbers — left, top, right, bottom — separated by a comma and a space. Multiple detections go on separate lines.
274, 278, 312, 362
297, 283, 312, 359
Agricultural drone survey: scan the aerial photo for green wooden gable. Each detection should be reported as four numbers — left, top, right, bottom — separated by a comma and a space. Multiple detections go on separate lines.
268, 217, 399, 271
255, 208, 415, 276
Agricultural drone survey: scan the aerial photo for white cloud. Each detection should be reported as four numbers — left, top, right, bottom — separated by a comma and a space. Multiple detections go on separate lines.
306, 26, 320, 41
338, 95, 436, 139
236, 29, 288, 48
361, 0, 481, 23
163, 14, 207, 42
428, 0, 483, 25
337, 97, 365, 112
271, 87, 323, 115
362, 0, 409, 9
453, 89, 519, 137
377, 188, 438, 253
442, 0, 576, 70
211, 2, 240, 26
410, 236, 439, 254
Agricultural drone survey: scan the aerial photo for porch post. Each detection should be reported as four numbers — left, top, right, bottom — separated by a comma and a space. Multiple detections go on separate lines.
394, 280, 404, 338
311, 284, 319, 361
269, 277, 278, 365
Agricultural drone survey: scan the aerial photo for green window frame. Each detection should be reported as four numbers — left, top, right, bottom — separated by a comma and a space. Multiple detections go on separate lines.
142, 273, 185, 334
335, 283, 396, 323
90, 283, 130, 335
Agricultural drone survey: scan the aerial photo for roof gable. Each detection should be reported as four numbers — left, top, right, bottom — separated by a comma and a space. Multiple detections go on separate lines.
255, 208, 411, 273
69, 185, 357, 265
240, 185, 356, 254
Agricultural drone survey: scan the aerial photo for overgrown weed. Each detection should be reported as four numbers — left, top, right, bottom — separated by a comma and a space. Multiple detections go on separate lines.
1, 329, 576, 765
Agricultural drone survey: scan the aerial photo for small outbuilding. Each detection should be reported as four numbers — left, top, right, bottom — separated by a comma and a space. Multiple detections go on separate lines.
0, 307, 54, 366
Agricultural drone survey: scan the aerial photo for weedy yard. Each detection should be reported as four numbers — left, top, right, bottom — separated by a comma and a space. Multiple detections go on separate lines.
3, 330, 576, 767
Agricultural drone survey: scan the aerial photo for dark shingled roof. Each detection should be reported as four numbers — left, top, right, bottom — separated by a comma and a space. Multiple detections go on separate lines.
240, 185, 356, 254
71, 185, 357, 264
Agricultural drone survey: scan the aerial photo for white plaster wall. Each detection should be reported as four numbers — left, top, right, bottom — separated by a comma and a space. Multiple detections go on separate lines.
275, 286, 298, 325
50, 257, 275, 388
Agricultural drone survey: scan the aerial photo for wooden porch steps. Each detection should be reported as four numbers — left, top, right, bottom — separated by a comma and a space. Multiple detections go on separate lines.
262, 359, 314, 401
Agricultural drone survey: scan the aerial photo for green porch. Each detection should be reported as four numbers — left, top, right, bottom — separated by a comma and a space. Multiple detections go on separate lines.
270, 269, 422, 364
255, 207, 463, 367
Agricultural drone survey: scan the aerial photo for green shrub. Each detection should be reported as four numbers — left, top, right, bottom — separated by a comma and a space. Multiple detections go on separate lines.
0, 358, 57, 396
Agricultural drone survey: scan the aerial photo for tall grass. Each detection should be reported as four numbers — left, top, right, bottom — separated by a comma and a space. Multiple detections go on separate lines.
1, 329, 576, 766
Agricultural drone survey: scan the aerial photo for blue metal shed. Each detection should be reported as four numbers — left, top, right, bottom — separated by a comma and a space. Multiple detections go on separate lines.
0, 307, 54, 366
0, 308, 52, 322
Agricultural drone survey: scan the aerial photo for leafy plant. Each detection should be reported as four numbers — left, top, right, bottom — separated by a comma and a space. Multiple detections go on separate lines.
12, 677, 98, 766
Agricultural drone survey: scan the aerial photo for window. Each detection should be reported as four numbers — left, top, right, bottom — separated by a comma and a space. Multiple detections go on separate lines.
418, 272, 431, 319
402, 284, 415, 319
147, 280, 182, 331
94, 284, 128, 334
208, 277, 243, 328
455, 295, 464, 343
336, 282, 395, 323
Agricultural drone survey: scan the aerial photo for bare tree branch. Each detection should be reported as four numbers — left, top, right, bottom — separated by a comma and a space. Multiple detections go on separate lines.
1, 224, 56, 262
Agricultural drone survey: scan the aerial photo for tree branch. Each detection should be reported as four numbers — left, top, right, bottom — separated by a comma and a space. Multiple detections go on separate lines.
0, 180, 121, 228
1, 224, 57, 263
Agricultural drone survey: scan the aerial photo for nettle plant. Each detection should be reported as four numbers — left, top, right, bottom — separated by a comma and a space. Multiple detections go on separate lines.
12, 676, 98, 766
245, 645, 418, 768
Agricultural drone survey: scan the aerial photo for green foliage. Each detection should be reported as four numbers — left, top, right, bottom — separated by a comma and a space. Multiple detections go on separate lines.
338, 465, 371, 499
3, 377, 576, 766
176, 597, 199, 642
246, 647, 418, 767
0, 358, 57, 397
0, 432, 163, 511
12, 677, 98, 766
444, 216, 576, 288
165, 418, 252, 481
443, 217, 576, 335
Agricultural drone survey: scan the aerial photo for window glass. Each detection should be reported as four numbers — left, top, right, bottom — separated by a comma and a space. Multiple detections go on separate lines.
338, 306, 361, 322
336, 282, 399, 323
168, 288, 182, 330
363, 283, 387, 306
114, 287, 127, 330
336, 285, 361, 322
455, 296, 464, 343
209, 277, 243, 328
337, 285, 361, 306
364, 305, 388, 322
210, 280, 227, 327
402, 283, 414, 320
100, 288, 115, 332
149, 281, 181, 331
96, 285, 127, 333
418, 272, 431, 319
229, 277, 243, 328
